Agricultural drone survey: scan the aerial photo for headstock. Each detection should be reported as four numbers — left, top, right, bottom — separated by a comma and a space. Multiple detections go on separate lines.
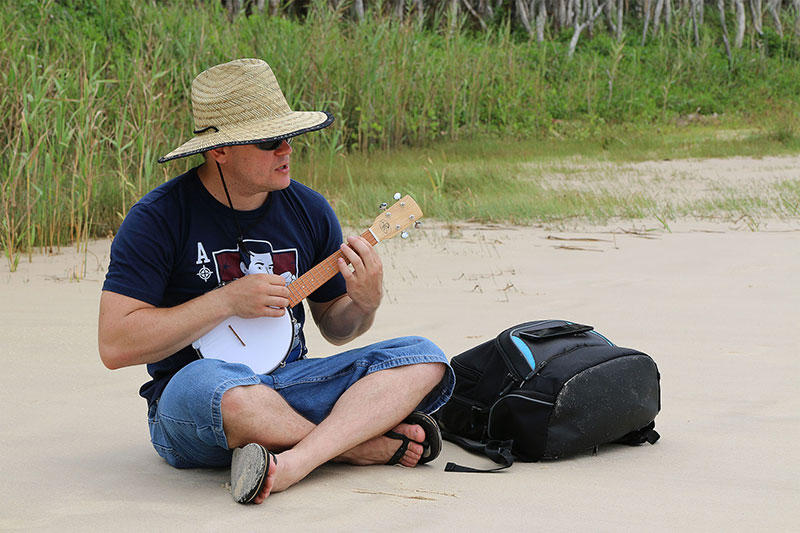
368, 194, 423, 242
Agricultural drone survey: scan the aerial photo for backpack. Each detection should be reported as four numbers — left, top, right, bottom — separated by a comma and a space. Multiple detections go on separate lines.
435, 320, 661, 472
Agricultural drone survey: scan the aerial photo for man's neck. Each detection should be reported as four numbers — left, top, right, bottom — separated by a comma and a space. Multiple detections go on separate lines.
197, 162, 268, 211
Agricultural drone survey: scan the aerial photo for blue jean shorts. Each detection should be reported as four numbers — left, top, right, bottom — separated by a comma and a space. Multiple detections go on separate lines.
147, 336, 454, 469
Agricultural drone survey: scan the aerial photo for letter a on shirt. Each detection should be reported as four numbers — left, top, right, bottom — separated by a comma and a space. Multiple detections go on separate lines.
196, 242, 210, 265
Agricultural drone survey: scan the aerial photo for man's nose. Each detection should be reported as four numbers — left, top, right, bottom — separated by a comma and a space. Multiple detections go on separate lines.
276, 140, 292, 154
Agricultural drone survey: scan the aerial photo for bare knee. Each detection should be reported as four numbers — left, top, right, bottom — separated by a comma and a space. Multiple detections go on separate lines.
427, 362, 447, 383
220, 384, 265, 448
410, 362, 447, 391
221, 384, 315, 450
221, 384, 254, 420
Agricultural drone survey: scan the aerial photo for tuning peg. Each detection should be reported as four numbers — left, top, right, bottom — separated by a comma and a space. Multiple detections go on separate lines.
379, 202, 388, 210
400, 231, 409, 239
393, 192, 402, 200
414, 221, 423, 228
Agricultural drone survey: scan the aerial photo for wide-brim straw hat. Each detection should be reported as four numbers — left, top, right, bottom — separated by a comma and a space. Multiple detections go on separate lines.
158, 58, 333, 163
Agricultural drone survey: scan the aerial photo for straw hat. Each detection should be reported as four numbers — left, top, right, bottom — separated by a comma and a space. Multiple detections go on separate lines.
158, 58, 333, 163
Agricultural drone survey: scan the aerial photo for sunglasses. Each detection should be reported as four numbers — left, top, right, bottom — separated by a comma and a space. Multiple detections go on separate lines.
255, 137, 293, 151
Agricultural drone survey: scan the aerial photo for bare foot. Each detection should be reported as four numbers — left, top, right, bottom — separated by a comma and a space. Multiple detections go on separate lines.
249, 423, 428, 504
250, 449, 278, 505
335, 423, 426, 468
251, 448, 316, 504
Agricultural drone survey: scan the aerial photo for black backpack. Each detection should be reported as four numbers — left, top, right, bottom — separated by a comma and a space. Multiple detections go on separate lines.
435, 320, 661, 472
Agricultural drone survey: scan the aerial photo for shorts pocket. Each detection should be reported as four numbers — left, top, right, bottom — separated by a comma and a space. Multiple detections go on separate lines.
148, 405, 194, 469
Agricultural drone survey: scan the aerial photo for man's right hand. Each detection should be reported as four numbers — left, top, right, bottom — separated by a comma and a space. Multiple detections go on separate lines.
221, 274, 291, 319
99, 274, 291, 369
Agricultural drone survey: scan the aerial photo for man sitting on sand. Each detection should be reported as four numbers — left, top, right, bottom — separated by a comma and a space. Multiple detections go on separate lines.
97, 58, 454, 504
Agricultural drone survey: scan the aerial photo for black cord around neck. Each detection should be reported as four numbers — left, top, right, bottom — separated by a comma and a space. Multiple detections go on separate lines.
215, 161, 250, 256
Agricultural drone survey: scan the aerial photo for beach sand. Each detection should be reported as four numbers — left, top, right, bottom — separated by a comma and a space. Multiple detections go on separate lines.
2, 212, 798, 529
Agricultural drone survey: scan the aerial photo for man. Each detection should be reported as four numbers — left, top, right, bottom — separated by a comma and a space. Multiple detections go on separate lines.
98, 58, 454, 504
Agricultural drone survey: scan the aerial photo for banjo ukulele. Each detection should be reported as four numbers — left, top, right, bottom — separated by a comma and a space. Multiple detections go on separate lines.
192, 194, 423, 374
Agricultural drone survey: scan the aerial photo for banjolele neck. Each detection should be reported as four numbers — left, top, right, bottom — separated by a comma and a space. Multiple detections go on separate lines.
191, 194, 423, 374
285, 228, 377, 308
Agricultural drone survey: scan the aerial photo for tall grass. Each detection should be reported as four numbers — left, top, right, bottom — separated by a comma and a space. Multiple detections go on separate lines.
314, 129, 800, 229
2, 0, 800, 270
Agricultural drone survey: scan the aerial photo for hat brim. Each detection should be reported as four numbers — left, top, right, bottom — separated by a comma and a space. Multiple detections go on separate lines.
158, 110, 334, 163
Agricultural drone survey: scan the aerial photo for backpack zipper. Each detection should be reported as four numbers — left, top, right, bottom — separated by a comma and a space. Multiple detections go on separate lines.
530, 344, 584, 375
451, 358, 483, 382
588, 330, 614, 346
498, 326, 616, 382
496, 320, 580, 382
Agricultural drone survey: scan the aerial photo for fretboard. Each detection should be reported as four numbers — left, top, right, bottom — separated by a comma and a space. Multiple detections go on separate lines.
287, 229, 377, 308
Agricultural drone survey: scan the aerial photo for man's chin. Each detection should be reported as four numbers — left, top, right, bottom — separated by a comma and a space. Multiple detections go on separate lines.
273, 173, 291, 191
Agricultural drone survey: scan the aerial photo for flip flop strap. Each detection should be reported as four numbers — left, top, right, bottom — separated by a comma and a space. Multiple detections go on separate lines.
385, 431, 414, 465
386, 430, 428, 452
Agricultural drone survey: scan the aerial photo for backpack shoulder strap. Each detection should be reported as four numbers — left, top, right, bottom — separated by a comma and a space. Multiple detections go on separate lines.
442, 433, 515, 473
615, 421, 660, 446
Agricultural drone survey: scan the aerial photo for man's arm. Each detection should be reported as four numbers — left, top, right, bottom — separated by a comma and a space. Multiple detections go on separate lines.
98, 274, 290, 369
308, 235, 383, 345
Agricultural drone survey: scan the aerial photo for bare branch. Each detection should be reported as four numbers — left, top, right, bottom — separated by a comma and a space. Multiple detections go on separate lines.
749, 0, 763, 36
795, 0, 800, 37
535, 0, 547, 41
516, 0, 534, 36
351, 0, 364, 22
691, 0, 701, 46
718, 0, 734, 65
653, 0, 665, 37
605, 0, 618, 37
767, 0, 784, 37
569, 0, 608, 57
463, 0, 488, 30
449, 0, 460, 33
641, 0, 652, 45
733, 0, 745, 48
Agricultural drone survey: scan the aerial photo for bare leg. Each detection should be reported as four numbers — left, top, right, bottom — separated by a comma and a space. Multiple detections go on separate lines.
257, 362, 445, 502
221, 368, 435, 460
221, 362, 446, 504
222, 384, 314, 451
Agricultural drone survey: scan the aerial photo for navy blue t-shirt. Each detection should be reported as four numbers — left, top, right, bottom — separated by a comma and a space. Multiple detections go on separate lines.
102, 166, 347, 408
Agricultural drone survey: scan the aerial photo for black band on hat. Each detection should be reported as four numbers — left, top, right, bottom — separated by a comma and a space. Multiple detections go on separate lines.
193, 126, 220, 134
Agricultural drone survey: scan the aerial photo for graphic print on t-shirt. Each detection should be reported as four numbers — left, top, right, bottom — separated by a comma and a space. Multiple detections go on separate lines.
211, 239, 298, 285
211, 239, 302, 352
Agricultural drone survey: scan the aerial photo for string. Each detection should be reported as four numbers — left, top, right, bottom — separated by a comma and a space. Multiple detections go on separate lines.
215, 161, 251, 258
215, 161, 276, 263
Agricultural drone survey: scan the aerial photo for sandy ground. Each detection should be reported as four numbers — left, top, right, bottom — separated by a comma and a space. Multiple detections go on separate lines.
2, 177, 799, 530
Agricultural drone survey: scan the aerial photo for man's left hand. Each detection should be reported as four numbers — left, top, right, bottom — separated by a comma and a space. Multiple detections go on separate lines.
337, 235, 383, 315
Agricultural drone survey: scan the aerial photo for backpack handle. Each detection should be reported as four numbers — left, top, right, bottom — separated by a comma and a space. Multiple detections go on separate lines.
443, 436, 514, 473
517, 322, 594, 341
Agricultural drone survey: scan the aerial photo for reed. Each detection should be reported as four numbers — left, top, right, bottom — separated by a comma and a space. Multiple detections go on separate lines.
2, 0, 799, 270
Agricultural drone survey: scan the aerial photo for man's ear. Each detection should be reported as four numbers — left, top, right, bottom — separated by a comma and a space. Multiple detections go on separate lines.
205, 146, 229, 164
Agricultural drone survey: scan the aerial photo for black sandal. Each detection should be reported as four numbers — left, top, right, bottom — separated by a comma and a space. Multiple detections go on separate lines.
385, 411, 442, 465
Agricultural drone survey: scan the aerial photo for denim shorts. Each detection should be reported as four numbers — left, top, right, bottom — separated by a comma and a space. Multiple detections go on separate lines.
147, 336, 454, 469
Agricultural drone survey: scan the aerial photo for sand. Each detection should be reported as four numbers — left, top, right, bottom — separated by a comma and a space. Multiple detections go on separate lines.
1, 174, 799, 531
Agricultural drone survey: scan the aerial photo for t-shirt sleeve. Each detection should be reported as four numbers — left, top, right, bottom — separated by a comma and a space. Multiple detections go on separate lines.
307, 197, 347, 303
102, 204, 175, 306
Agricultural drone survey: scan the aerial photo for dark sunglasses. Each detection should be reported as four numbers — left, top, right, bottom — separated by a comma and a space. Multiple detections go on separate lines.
255, 137, 293, 151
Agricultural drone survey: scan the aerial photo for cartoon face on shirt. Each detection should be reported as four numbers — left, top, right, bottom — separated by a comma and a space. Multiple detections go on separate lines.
241, 251, 274, 275
211, 239, 298, 286
238, 247, 297, 286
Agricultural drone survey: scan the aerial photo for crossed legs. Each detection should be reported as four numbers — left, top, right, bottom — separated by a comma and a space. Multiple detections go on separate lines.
221, 362, 446, 503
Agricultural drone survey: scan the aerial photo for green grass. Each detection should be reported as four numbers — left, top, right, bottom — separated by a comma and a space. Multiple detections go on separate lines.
302, 124, 800, 227
2, 0, 800, 271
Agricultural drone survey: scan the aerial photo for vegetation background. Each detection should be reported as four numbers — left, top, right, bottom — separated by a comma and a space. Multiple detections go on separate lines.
3, 0, 799, 272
